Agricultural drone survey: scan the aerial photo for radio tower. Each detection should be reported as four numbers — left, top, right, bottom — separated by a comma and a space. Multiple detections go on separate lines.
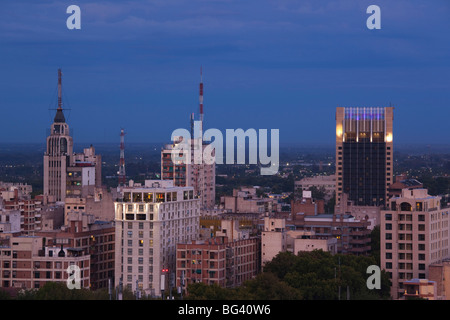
118, 129, 126, 188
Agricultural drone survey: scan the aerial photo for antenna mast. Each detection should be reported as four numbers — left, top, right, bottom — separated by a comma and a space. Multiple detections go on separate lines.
58, 69, 62, 109
118, 129, 126, 188
199, 66, 204, 124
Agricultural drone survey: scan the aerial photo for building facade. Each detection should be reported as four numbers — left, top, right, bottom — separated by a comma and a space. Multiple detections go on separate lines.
161, 139, 216, 211
381, 188, 450, 299
114, 180, 200, 297
294, 175, 336, 201
43, 70, 102, 203
0, 235, 90, 290
176, 235, 259, 293
335, 107, 394, 207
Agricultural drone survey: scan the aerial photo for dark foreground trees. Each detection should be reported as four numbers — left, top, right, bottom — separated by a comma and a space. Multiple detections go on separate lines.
187, 250, 391, 300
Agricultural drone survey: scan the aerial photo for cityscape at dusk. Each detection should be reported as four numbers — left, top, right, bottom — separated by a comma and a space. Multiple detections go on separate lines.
0, 0, 450, 315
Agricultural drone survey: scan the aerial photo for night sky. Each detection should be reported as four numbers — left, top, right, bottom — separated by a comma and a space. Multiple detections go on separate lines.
0, 0, 449, 146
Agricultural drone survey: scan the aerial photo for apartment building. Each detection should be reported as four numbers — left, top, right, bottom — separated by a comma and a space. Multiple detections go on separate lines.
161, 139, 216, 211
294, 175, 336, 201
114, 180, 200, 297
0, 235, 90, 290
261, 217, 338, 267
381, 188, 450, 299
176, 219, 260, 294
221, 187, 277, 215
37, 211, 115, 291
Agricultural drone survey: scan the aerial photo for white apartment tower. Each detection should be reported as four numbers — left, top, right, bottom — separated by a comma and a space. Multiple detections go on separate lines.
114, 180, 200, 297
381, 188, 450, 299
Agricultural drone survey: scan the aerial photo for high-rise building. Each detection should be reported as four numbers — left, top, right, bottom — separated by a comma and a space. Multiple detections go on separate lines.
43, 70, 74, 203
335, 107, 394, 207
43, 70, 102, 203
161, 70, 215, 211
381, 188, 450, 299
114, 180, 200, 297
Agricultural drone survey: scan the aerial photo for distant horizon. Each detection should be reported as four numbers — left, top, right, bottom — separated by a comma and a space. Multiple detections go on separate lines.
1, 0, 449, 146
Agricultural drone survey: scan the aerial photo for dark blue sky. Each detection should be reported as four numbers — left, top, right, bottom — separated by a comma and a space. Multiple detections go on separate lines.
0, 0, 449, 146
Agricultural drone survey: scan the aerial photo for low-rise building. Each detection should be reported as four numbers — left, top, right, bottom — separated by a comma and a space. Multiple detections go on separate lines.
0, 235, 90, 290
176, 218, 260, 293
294, 175, 336, 201
221, 187, 277, 215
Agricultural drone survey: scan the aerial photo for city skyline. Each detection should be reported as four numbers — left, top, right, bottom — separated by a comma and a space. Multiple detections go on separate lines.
0, 0, 449, 146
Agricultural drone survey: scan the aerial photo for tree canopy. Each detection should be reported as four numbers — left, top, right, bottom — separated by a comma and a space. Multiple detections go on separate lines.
186, 250, 391, 300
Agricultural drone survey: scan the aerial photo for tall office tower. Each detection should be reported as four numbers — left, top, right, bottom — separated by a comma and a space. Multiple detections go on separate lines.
381, 188, 450, 299
43, 69, 74, 203
335, 107, 394, 207
44, 70, 103, 203
114, 180, 200, 297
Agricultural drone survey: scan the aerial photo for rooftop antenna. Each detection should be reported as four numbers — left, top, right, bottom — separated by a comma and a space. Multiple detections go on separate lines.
58, 69, 62, 110
118, 129, 126, 188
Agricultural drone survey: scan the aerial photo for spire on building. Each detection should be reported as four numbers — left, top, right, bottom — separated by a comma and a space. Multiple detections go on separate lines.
54, 68, 66, 123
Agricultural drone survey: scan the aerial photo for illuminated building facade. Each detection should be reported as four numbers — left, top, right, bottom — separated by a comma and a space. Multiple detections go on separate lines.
335, 107, 394, 207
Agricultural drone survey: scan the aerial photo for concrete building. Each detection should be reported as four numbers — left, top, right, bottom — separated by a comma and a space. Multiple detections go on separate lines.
286, 230, 338, 255
36, 211, 115, 291
402, 279, 437, 300
261, 217, 338, 267
388, 175, 423, 198
43, 70, 102, 203
335, 107, 394, 207
176, 231, 260, 293
334, 193, 381, 230
221, 187, 277, 215
0, 209, 21, 234
429, 259, 450, 300
291, 191, 325, 217
2, 198, 42, 234
0, 182, 32, 201
114, 180, 200, 297
0, 235, 90, 290
161, 139, 216, 212
261, 217, 286, 267
291, 213, 372, 255
294, 175, 336, 201
381, 188, 450, 299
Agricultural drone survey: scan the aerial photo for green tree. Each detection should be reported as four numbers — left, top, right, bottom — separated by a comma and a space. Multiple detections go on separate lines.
239, 272, 302, 300
186, 282, 231, 300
